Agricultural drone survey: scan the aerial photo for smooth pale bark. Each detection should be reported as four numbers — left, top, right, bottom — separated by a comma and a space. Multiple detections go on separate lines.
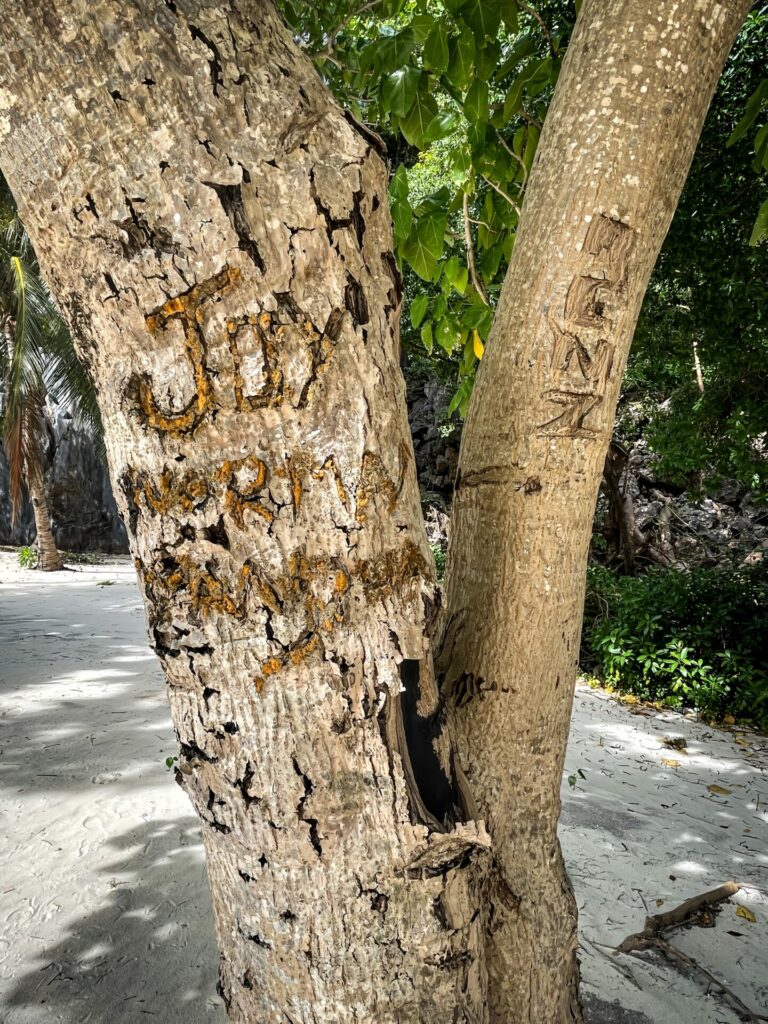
438, 1, 750, 1020
0, 0, 750, 1022
0, 3, 489, 1021
29, 474, 64, 571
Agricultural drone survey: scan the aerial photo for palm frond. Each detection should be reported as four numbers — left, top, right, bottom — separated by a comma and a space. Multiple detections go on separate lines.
0, 175, 105, 515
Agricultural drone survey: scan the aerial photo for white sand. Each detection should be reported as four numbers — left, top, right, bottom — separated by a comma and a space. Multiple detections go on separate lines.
0, 550, 766, 1023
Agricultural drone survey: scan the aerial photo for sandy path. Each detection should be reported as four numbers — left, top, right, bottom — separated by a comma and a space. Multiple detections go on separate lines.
1, 550, 766, 1023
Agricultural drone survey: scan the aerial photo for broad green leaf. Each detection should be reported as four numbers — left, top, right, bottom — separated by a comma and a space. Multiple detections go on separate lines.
448, 374, 474, 417
389, 165, 412, 243
424, 23, 450, 72
424, 110, 461, 143
376, 29, 417, 75
727, 79, 768, 147
475, 39, 501, 80
459, 0, 502, 43
421, 320, 434, 353
461, 303, 494, 334
391, 195, 413, 244
448, 145, 472, 182
381, 66, 421, 117
467, 120, 491, 160
400, 91, 439, 148
503, 58, 549, 123
495, 33, 537, 80
501, 0, 518, 33
410, 293, 430, 328
436, 316, 462, 353
410, 13, 437, 42
753, 122, 768, 172
464, 78, 489, 122
403, 210, 447, 279
446, 33, 476, 91
749, 197, 768, 246
418, 210, 449, 259
389, 163, 409, 202
443, 256, 468, 295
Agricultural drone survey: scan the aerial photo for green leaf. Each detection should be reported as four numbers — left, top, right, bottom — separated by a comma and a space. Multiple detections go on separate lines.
388, 164, 412, 244
389, 163, 409, 202
501, 0, 518, 33
460, 303, 494, 334
391, 195, 413, 245
410, 293, 430, 328
475, 39, 501, 80
381, 66, 421, 117
436, 316, 462, 353
421, 320, 434, 353
464, 78, 489, 122
503, 58, 549, 123
410, 13, 437, 42
424, 110, 461, 143
495, 33, 538, 80
749, 197, 768, 246
443, 256, 469, 294
446, 33, 476, 91
447, 374, 474, 417
424, 23, 450, 72
459, 0, 502, 42
403, 209, 448, 279
727, 79, 768, 148
399, 91, 439, 148
753, 122, 768, 172
376, 29, 417, 75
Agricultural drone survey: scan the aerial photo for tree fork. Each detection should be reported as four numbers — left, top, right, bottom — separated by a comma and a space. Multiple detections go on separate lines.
0, 1, 752, 1022
438, 1, 750, 1021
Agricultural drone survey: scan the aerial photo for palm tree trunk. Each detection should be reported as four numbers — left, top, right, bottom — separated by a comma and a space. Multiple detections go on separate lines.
28, 475, 63, 570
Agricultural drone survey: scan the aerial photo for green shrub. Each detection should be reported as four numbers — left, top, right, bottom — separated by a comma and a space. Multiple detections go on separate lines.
582, 563, 768, 728
17, 545, 38, 569
430, 541, 447, 582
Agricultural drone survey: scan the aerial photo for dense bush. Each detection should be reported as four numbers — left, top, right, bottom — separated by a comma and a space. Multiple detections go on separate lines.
582, 564, 768, 728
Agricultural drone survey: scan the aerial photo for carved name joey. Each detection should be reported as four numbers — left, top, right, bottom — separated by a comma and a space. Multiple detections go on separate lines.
127, 266, 346, 434
539, 214, 634, 439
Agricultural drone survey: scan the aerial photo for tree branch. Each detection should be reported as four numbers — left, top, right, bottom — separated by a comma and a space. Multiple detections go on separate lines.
463, 192, 490, 306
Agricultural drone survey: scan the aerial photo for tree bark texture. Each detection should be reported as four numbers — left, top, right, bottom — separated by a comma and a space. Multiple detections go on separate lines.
0, 3, 489, 1021
29, 473, 64, 571
438, 1, 750, 1021
0, 0, 750, 1022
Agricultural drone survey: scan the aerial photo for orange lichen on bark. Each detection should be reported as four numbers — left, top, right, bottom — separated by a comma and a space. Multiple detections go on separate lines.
134, 266, 241, 434
128, 465, 210, 516
216, 455, 273, 528
355, 441, 410, 523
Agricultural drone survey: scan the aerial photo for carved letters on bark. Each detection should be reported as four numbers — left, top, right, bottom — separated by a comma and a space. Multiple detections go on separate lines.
538, 214, 633, 438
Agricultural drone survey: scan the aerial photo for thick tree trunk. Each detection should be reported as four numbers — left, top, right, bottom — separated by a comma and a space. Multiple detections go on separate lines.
0, 1, 749, 1022
28, 473, 64, 571
0, 3, 489, 1021
438, 1, 750, 1021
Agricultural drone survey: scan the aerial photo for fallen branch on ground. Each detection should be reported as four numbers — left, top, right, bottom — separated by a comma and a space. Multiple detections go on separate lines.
616, 881, 768, 1023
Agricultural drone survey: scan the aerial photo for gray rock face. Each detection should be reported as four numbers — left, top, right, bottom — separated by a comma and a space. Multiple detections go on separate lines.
0, 403, 127, 552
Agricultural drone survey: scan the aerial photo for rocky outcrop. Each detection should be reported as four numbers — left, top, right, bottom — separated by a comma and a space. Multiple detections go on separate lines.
0, 402, 127, 552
